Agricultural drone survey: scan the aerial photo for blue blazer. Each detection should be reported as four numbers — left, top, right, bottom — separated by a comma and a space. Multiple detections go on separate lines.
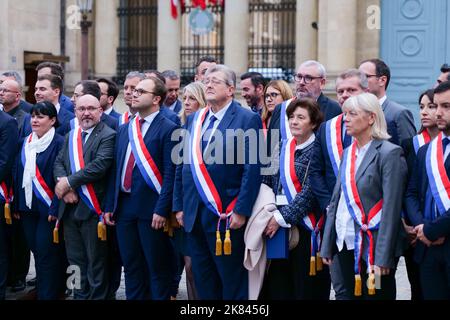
108, 108, 122, 120
104, 112, 178, 219
14, 134, 64, 217
160, 106, 181, 126
101, 113, 118, 131
22, 107, 75, 137
60, 94, 74, 113
19, 100, 33, 113
0, 111, 19, 198
172, 100, 262, 232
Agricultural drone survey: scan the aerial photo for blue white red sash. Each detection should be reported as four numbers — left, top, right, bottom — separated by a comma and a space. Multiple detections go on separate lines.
68, 127, 103, 219
128, 116, 162, 194
21, 134, 54, 207
280, 99, 294, 141
189, 107, 237, 223
325, 114, 346, 177
119, 111, 131, 126
70, 118, 79, 131
426, 133, 450, 215
340, 141, 383, 277
0, 182, 12, 204
413, 130, 431, 155
301, 212, 325, 267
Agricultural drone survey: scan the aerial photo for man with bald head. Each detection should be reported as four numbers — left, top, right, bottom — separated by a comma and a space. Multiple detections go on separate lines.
0, 71, 33, 112
0, 79, 27, 133
54, 94, 116, 299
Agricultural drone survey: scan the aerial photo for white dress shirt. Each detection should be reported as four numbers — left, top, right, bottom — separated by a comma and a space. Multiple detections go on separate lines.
121, 111, 159, 192
335, 140, 372, 252
201, 101, 232, 149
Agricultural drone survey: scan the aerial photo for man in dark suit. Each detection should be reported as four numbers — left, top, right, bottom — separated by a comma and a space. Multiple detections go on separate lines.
161, 70, 182, 114
266, 60, 341, 157
97, 78, 121, 119
54, 94, 115, 299
0, 72, 33, 112
405, 81, 450, 299
0, 111, 18, 300
22, 74, 75, 137
0, 80, 28, 133
359, 59, 416, 146
104, 77, 178, 300
72, 81, 118, 131
36, 62, 74, 113
173, 65, 262, 299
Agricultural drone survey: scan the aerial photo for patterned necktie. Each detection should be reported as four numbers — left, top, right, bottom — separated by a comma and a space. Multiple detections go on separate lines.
202, 115, 217, 153
123, 119, 145, 191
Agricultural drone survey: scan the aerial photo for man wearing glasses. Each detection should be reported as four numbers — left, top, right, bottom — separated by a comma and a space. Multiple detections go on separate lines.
0, 80, 27, 133
359, 58, 416, 146
104, 77, 178, 300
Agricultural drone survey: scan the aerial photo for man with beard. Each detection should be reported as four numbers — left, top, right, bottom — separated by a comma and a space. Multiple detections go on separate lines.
240, 72, 265, 115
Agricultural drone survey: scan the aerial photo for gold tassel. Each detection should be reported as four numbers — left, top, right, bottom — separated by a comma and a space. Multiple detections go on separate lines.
316, 252, 323, 272
53, 227, 59, 244
98, 221, 107, 241
354, 274, 362, 296
224, 230, 231, 255
102, 222, 107, 241
368, 272, 376, 295
4, 203, 12, 225
215, 231, 222, 256
309, 256, 316, 276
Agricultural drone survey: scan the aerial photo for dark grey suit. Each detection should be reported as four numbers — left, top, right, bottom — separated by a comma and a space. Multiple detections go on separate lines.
321, 140, 408, 299
382, 99, 416, 146
54, 121, 116, 300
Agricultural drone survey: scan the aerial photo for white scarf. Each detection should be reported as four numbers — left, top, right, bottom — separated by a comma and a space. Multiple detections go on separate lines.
22, 127, 55, 209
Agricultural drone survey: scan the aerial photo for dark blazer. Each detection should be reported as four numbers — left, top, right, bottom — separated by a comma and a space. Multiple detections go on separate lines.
160, 106, 181, 126
7, 106, 27, 133
0, 111, 19, 192
53, 121, 116, 220
164, 100, 182, 114
60, 94, 74, 113
172, 100, 262, 232
404, 143, 450, 261
108, 108, 122, 120
101, 113, 118, 131
321, 140, 408, 268
382, 99, 416, 146
104, 112, 178, 219
19, 100, 33, 113
22, 107, 75, 137
401, 137, 417, 180
14, 134, 64, 217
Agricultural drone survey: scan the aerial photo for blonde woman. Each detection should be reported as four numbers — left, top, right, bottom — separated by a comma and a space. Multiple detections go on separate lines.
179, 82, 207, 125
321, 93, 407, 300
261, 80, 294, 131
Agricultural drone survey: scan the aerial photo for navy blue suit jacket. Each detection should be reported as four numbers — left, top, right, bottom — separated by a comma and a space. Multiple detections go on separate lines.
22, 107, 75, 137
19, 100, 33, 113
104, 112, 178, 219
101, 113, 118, 131
405, 143, 450, 260
172, 100, 262, 232
14, 134, 64, 217
108, 108, 122, 120
0, 111, 19, 197
160, 106, 181, 126
60, 94, 74, 113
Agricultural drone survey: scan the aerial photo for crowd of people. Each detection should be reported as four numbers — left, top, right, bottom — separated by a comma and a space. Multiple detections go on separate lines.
0, 56, 450, 300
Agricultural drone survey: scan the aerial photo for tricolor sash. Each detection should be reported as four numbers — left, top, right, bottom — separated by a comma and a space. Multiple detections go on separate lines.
128, 116, 162, 194
426, 133, 450, 215
119, 111, 131, 126
280, 137, 325, 275
0, 182, 13, 225
21, 134, 54, 208
340, 141, 382, 295
325, 114, 347, 177
280, 99, 294, 141
69, 127, 106, 240
413, 130, 431, 155
189, 108, 237, 256
70, 118, 80, 131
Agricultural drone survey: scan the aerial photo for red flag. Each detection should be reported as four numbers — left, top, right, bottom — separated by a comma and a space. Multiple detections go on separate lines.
209, 0, 217, 4
171, 0, 178, 19
192, 0, 207, 10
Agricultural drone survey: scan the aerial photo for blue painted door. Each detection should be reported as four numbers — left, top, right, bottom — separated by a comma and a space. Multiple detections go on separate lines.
381, 0, 449, 124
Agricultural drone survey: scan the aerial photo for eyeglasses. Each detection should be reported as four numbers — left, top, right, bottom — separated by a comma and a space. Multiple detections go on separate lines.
294, 74, 323, 84
76, 106, 100, 113
203, 78, 227, 86
365, 74, 379, 78
0, 88, 19, 94
133, 88, 155, 96
264, 92, 281, 100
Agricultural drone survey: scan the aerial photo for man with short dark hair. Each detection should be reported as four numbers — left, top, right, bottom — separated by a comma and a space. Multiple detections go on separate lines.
120, 72, 146, 126
240, 72, 265, 115
160, 70, 182, 126
36, 62, 74, 113
96, 78, 121, 119
0, 72, 33, 112
144, 70, 166, 84
435, 63, 450, 88
359, 58, 416, 146
194, 56, 217, 82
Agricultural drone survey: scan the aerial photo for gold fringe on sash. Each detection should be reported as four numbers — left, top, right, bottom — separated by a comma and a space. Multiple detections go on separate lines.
97, 221, 107, 241
316, 252, 323, 271
4, 203, 12, 225
368, 272, 376, 295
215, 231, 223, 256
309, 256, 316, 276
354, 274, 362, 296
53, 227, 59, 244
224, 230, 232, 255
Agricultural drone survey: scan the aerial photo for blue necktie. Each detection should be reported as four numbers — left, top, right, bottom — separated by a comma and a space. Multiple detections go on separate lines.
81, 131, 88, 146
443, 137, 450, 157
202, 115, 217, 153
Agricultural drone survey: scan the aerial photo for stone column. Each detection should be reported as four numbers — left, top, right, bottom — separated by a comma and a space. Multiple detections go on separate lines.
94, 0, 119, 78
157, 0, 181, 73
296, 0, 318, 66
0, 1, 9, 71
318, 0, 357, 73
224, 0, 249, 78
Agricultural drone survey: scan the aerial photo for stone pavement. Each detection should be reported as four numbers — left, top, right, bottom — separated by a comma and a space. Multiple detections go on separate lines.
6, 255, 411, 300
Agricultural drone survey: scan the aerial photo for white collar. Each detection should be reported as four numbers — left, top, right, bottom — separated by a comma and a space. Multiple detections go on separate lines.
209, 101, 232, 122
104, 107, 112, 115
55, 103, 61, 114
295, 134, 316, 150
82, 125, 96, 135
138, 110, 160, 124
379, 96, 387, 107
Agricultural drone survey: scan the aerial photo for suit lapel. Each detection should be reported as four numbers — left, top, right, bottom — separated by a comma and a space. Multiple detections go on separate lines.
382, 99, 388, 112
355, 140, 382, 183
216, 101, 236, 134
83, 122, 103, 156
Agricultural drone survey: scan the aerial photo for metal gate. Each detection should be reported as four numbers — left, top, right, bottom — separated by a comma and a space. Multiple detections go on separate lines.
248, 0, 296, 82
116, 0, 158, 84
180, 3, 224, 85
